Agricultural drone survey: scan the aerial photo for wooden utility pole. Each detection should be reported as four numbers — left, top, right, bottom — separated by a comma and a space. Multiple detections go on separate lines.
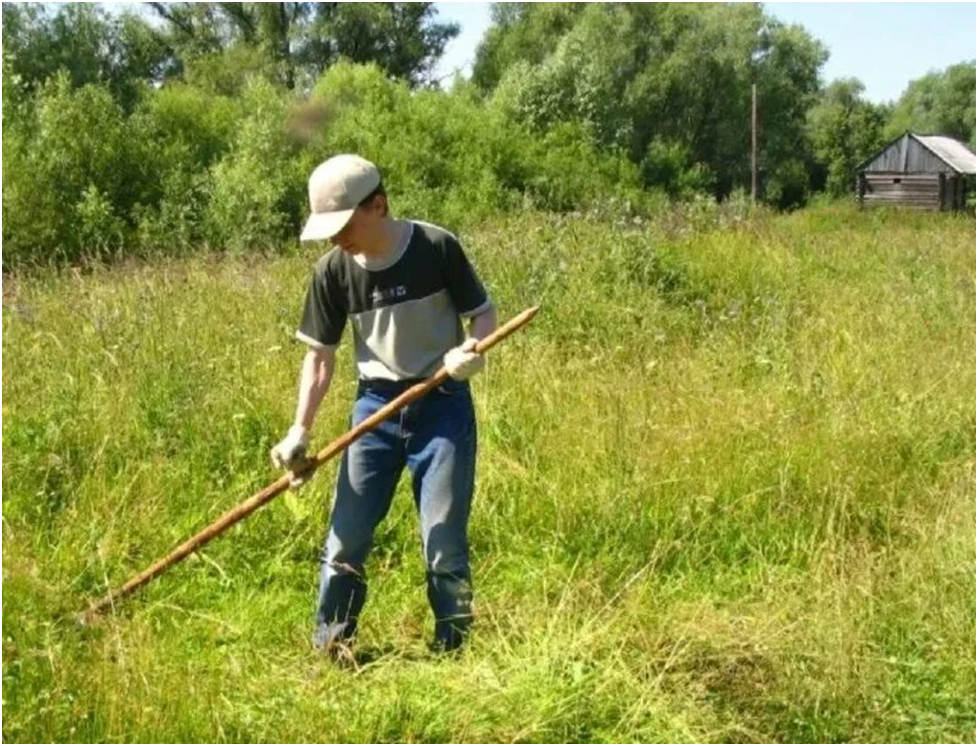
751, 83, 758, 204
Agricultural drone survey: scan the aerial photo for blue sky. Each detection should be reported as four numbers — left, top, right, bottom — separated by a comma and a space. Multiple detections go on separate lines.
432, 2, 977, 103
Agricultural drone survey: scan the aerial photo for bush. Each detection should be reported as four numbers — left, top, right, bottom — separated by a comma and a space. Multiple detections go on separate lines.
3, 61, 690, 266
2, 73, 148, 266
206, 77, 305, 252
301, 62, 650, 229
130, 84, 238, 254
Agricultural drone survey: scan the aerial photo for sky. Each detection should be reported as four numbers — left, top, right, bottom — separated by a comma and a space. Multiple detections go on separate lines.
432, 2, 977, 103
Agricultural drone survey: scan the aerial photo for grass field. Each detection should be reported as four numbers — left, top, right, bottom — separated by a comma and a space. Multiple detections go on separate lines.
3, 204, 975, 742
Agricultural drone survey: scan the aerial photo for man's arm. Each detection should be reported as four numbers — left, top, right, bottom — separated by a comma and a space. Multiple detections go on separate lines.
467, 305, 498, 343
444, 306, 498, 381
271, 345, 335, 485
294, 345, 336, 430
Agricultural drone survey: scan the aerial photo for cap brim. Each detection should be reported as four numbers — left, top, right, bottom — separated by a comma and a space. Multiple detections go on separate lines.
300, 208, 355, 242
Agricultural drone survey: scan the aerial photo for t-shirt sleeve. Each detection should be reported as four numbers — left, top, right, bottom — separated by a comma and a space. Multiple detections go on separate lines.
442, 235, 491, 318
296, 266, 346, 348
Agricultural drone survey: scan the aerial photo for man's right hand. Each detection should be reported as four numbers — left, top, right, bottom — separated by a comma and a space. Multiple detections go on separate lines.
270, 425, 312, 488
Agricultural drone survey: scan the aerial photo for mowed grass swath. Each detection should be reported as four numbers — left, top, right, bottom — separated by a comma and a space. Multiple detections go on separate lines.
2, 204, 975, 742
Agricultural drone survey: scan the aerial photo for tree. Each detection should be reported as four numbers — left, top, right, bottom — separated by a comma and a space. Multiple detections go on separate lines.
471, 3, 585, 92
480, 3, 826, 204
807, 78, 887, 196
885, 61, 976, 148
1, 3, 172, 110
149, 2, 459, 90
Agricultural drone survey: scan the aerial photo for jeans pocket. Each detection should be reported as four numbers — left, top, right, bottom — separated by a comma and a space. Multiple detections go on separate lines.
436, 379, 470, 397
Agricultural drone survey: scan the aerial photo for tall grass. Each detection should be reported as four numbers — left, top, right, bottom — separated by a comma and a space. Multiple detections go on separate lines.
3, 204, 975, 742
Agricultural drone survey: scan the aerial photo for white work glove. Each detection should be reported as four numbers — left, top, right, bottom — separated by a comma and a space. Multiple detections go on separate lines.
443, 337, 485, 381
270, 425, 313, 488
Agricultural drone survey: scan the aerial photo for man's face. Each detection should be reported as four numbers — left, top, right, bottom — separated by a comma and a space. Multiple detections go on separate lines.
330, 196, 386, 254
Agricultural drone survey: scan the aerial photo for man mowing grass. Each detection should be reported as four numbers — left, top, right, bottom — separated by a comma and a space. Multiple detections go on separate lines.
271, 154, 497, 657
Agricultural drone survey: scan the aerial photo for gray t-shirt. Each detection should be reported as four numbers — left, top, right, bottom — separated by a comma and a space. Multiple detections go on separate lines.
296, 220, 492, 381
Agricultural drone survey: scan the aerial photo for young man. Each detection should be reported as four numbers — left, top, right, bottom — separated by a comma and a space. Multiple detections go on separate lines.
271, 154, 497, 654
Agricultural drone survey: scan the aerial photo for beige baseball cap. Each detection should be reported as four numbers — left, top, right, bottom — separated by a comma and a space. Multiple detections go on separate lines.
300, 154, 382, 242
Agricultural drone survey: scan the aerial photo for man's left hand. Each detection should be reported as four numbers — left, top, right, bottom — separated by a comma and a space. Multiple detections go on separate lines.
443, 338, 485, 381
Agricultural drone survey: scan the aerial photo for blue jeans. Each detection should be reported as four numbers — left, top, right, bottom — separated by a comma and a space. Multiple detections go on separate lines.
314, 377, 477, 649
